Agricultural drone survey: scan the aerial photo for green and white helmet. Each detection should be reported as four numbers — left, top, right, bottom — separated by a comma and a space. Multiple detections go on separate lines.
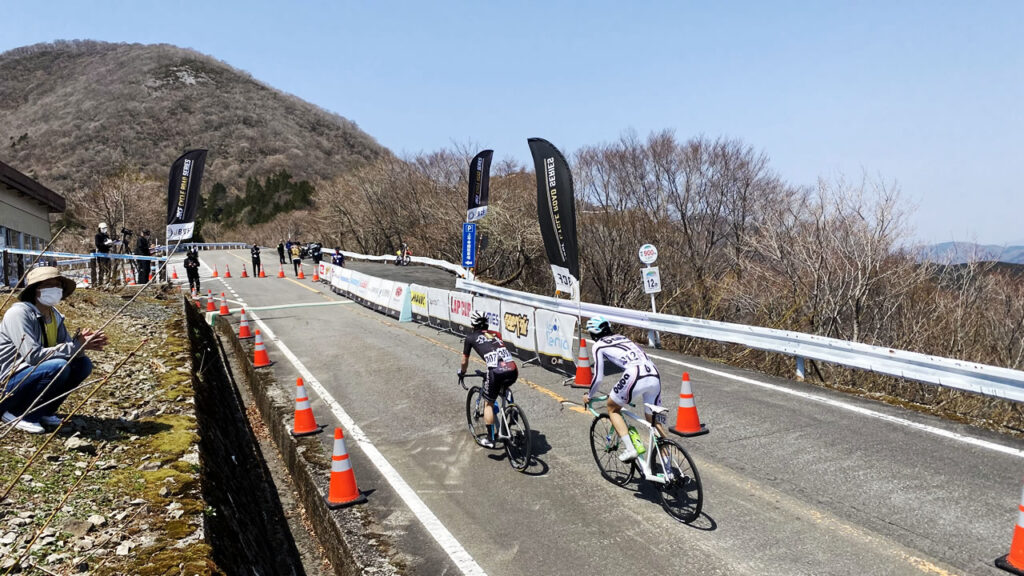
586, 316, 611, 338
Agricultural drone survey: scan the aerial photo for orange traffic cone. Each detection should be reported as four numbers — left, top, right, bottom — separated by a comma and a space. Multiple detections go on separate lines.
297, 265, 305, 280
570, 338, 593, 388
325, 427, 366, 508
172, 266, 179, 280
996, 482, 1024, 574
241, 264, 249, 278
252, 329, 272, 368
670, 373, 709, 437
127, 271, 136, 286
259, 265, 267, 278
196, 290, 204, 309
290, 378, 322, 437
206, 289, 216, 312
213, 265, 219, 278
237, 309, 253, 339
224, 264, 232, 278
149, 272, 154, 282
277, 263, 285, 278
312, 268, 319, 282
218, 292, 230, 316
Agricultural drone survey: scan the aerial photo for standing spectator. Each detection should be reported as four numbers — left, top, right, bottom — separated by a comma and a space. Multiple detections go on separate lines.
183, 246, 201, 293
311, 242, 322, 267
0, 267, 107, 433
277, 240, 286, 264
250, 241, 262, 277
94, 222, 115, 285
290, 243, 302, 276
135, 229, 153, 283
331, 247, 345, 267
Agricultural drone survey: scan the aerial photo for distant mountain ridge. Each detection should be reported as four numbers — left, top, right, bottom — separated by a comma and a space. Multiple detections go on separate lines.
0, 40, 387, 195
919, 242, 1024, 265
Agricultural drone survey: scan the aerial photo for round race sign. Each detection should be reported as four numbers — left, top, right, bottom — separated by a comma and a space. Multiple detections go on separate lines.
638, 244, 658, 265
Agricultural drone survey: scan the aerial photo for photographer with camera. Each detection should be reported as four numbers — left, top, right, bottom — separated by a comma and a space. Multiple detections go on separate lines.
135, 229, 153, 284
94, 223, 116, 285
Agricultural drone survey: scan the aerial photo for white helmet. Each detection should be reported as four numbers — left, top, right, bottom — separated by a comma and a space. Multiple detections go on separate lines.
99, 222, 108, 231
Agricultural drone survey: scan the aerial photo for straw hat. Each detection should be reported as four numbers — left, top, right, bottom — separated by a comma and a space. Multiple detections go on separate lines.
19, 266, 76, 302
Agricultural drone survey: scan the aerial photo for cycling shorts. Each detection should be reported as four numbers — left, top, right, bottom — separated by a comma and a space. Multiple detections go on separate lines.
609, 363, 662, 415
483, 366, 517, 402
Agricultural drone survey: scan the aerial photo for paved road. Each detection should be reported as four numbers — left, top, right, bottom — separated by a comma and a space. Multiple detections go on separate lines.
177, 250, 1024, 576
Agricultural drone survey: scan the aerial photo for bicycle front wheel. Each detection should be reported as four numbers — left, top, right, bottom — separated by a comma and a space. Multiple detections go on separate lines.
465, 387, 491, 448
503, 405, 531, 471
654, 439, 703, 523
589, 414, 634, 486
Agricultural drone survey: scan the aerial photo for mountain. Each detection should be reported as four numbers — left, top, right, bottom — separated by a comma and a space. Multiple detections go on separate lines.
0, 40, 387, 195
919, 242, 1024, 265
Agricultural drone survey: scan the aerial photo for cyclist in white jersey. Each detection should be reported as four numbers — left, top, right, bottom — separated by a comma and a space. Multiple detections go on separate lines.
582, 316, 667, 462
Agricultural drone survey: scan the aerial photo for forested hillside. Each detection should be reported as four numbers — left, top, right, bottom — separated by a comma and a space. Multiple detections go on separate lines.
0, 40, 386, 242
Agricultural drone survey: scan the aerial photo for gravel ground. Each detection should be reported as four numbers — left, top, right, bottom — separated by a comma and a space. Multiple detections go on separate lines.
0, 284, 218, 575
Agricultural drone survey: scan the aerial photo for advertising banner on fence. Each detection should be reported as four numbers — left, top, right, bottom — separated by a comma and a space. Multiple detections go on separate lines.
534, 308, 578, 376
410, 284, 429, 322
166, 149, 207, 241
387, 282, 407, 318
427, 287, 451, 331
471, 296, 501, 334
467, 149, 493, 222
449, 291, 474, 335
528, 138, 580, 299
376, 280, 394, 312
500, 301, 538, 359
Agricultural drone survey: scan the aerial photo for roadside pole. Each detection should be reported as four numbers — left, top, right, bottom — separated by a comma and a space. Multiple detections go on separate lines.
639, 244, 662, 349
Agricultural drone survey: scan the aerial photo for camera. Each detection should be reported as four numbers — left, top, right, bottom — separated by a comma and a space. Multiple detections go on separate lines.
121, 228, 133, 237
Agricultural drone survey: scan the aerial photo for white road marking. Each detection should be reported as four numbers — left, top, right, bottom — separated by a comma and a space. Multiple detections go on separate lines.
648, 354, 1024, 459
212, 271, 487, 576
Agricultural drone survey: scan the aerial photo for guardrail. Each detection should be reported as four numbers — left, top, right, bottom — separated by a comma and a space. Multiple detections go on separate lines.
454, 278, 1024, 403
338, 250, 467, 277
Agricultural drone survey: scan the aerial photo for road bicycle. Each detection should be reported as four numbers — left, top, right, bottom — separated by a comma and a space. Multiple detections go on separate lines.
460, 370, 532, 471
587, 395, 703, 523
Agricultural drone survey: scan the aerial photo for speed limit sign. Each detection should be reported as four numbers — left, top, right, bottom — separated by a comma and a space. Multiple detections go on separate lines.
638, 244, 658, 264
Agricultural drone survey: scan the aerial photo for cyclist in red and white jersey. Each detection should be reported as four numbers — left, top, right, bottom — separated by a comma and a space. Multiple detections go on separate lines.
582, 316, 667, 462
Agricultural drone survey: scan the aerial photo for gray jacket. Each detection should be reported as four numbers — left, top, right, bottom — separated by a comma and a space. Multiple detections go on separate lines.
0, 302, 81, 379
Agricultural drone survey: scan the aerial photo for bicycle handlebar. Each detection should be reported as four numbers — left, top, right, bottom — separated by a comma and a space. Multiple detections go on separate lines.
457, 369, 488, 390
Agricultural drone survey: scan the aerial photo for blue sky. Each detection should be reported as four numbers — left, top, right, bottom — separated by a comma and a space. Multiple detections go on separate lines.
3, 1, 1022, 245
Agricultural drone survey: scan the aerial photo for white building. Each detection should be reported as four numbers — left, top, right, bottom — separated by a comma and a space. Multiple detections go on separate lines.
1, 160, 65, 284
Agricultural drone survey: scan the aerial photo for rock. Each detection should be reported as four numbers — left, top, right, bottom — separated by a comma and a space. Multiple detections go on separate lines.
44, 454, 60, 462
16, 512, 34, 519
71, 556, 88, 571
158, 486, 170, 497
168, 509, 184, 520
86, 514, 106, 528
73, 536, 94, 551
38, 535, 56, 546
7, 518, 31, 527
138, 461, 162, 471
0, 557, 20, 572
0, 532, 17, 545
166, 501, 182, 511
179, 451, 200, 466
115, 540, 135, 555
64, 436, 96, 454
44, 552, 67, 564
63, 520, 93, 538
128, 498, 147, 505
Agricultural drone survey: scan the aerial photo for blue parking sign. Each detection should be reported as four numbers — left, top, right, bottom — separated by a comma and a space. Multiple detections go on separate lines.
462, 223, 477, 267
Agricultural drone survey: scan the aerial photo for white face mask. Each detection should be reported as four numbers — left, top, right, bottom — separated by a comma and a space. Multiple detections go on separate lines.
37, 287, 64, 307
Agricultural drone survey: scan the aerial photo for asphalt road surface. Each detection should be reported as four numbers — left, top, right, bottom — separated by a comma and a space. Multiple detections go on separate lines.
175, 250, 1024, 576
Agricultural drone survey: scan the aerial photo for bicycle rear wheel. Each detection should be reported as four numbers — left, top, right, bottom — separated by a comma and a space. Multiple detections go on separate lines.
464, 387, 492, 448
503, 405, 531, 471
654, 439, 703, 523
589, 414, 634, 486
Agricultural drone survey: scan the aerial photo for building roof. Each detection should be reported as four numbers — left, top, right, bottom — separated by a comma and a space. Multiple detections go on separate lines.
0, 160, 66, 213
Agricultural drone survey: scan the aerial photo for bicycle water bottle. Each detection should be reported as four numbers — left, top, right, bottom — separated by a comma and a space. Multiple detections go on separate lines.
627, 426, 646, 455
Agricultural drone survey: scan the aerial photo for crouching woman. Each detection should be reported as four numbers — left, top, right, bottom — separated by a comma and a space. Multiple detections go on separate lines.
0, 267, 107, 433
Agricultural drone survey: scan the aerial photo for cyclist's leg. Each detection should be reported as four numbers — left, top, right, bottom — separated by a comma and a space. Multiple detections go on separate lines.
481, 369, 497, 427
607, 367, 639, 439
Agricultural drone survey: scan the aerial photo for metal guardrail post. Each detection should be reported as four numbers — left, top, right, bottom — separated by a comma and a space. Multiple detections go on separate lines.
796, 357, 805, 381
